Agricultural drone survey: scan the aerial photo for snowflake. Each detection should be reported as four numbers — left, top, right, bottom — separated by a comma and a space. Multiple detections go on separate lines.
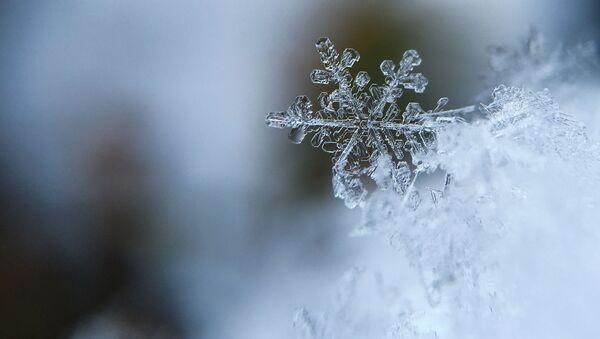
267, 37, 475, 208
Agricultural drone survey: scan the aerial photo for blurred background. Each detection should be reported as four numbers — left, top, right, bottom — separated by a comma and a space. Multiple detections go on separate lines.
0, 0, 598, 338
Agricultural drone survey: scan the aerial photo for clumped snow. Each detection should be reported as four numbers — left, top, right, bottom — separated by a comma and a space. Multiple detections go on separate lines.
268, 35, 600, 339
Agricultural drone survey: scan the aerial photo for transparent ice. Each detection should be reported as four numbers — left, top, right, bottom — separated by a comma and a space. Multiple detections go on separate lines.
266, 38, 475, 208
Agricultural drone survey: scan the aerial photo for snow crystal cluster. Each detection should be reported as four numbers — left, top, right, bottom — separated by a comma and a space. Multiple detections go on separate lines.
267, 36, 600, 338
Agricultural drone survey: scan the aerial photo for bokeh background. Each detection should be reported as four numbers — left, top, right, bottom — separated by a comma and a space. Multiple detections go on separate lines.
0, 0, 598, 338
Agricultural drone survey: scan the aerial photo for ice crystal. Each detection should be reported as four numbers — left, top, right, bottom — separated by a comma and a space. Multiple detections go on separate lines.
482, 85, 590, 157
267, 37, 475, 208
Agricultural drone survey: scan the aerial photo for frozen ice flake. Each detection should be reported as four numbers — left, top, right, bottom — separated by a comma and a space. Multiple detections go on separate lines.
267, 37, 475, 208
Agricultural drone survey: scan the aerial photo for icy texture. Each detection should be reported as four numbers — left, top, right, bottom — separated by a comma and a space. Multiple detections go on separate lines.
267, 38, 475, 208
484, 29, 600, 136
268, 35, 600, 339
296, 86, 600, 338
379, 86, 600, 338
482, 86, 592, 159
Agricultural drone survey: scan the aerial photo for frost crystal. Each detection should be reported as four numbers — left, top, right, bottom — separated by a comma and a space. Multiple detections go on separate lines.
267, 37, 475, 208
